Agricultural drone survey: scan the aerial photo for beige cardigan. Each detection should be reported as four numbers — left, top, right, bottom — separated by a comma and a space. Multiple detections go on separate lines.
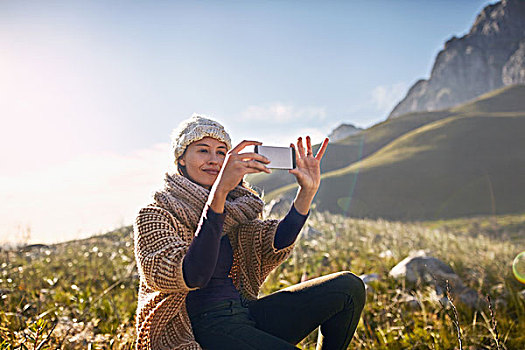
133, 203, 295, 350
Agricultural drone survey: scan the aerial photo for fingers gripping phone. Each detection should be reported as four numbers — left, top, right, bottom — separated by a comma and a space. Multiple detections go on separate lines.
254, 145, 296, 170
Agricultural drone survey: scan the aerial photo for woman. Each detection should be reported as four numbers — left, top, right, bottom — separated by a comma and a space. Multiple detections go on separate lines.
134, 115, 366, 350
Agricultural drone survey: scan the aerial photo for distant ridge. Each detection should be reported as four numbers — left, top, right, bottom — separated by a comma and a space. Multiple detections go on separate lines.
263, 85, 525, 220
389, 0, 525, 118
328, 123, 363, 142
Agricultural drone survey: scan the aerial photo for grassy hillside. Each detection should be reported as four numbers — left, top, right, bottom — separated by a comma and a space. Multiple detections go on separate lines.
265, 85, 525, 220
451, 84, 525, 114
248, 109, 453, 193
248, 143, 363, 193
1, 212, 524, 349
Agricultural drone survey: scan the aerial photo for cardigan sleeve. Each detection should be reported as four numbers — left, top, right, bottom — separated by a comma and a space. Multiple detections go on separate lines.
133, 206, 196, 293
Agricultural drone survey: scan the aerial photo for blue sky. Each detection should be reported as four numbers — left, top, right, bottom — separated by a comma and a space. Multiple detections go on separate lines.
0, 0, 494, 243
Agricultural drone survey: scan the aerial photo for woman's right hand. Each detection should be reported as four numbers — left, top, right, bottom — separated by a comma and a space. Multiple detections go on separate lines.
208, 140, 270, 212
216, 140, 271, 193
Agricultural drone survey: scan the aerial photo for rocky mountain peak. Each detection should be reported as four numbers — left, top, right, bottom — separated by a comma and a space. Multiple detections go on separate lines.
389, 0, 525, 119
470, 0, 525, 37
328, 123, 363, 142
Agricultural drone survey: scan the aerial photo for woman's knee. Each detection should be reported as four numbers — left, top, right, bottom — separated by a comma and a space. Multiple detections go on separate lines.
330, 271, 366, 308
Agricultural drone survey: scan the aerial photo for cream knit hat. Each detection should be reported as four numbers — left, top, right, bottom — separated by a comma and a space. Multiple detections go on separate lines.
171, 114, 232, 160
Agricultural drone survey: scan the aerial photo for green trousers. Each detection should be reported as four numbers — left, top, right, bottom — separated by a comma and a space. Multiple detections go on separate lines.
188, 271, 366, 350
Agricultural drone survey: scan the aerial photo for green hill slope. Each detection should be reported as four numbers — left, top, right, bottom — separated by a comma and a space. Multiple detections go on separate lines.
247, 143, 362, 193
247, 110, 454, 193
249, 85, 525, 195
265, 85, 525, 220
451, 84, 525, 114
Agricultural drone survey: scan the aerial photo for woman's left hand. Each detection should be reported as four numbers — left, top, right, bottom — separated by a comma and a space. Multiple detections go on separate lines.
290, 136, 329, 196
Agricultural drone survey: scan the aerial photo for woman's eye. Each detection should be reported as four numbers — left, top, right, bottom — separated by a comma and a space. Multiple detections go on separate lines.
199, 149, 208, 153
218, 151, 226, 156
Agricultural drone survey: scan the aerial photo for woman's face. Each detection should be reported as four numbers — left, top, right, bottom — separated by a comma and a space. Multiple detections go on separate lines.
178, 137, 228, 189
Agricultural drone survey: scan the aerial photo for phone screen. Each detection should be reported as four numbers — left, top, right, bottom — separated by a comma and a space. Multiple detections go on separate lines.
254, 145, 296, 169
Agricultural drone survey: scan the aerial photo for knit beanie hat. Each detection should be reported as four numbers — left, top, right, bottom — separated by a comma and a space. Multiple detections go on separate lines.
171, 114, 232, 160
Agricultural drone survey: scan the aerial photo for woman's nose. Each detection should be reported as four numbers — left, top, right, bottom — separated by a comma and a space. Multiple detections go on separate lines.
208, 153, 220, 164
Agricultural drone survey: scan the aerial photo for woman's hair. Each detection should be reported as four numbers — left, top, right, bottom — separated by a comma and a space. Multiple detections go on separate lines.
175, 160, 188, 177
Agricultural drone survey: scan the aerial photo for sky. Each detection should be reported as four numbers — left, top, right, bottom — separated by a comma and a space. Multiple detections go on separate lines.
0, 0, 494, 245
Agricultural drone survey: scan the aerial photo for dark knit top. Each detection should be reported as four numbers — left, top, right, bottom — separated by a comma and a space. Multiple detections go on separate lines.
184, 205, 307, 314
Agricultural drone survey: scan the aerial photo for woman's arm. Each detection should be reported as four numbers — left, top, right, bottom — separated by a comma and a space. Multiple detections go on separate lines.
274, 204, 308, 250
289, 136, 329, 215
270, 136, 329, 250
134, 207, 195, 293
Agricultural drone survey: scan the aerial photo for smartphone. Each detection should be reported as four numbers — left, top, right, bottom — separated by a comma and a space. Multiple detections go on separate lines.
254, 145, 296, 170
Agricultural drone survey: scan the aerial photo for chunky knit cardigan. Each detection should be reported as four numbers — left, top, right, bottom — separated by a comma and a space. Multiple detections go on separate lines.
134, 174, 296, 350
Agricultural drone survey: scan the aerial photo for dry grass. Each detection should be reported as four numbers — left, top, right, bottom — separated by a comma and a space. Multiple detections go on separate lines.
1, 211, 524, 349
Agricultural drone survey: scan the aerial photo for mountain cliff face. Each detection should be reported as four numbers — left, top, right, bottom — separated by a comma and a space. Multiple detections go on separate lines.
389, 0, 525, 119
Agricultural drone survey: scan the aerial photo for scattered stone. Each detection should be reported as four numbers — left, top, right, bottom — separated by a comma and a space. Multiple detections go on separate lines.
438, 295, 453, 309
302, 225, 323, 239
400, 295, 422, 311
457, 288, 481, 309
389, 252, 482, 308
359, 273, 380, 284
379, 249, 394, 259
495, 297, 508, 309
389, 254, 458, 286
300, 271, 308, 282
20, 244, 50, 252
359, 273, 380, 295
264, 194, 294, 217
